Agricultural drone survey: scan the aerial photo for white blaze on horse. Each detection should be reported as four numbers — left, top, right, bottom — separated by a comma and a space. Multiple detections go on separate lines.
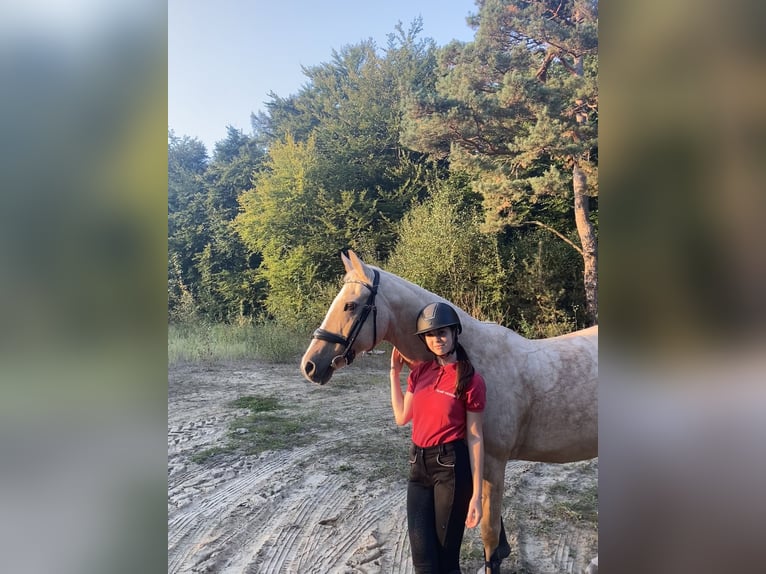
301, 250, 598, 572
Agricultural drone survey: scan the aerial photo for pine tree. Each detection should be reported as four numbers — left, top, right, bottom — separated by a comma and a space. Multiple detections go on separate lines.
403, 0, 598, 323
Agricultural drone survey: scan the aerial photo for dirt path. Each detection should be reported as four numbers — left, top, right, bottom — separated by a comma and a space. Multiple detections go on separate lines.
168, 359, 597, 574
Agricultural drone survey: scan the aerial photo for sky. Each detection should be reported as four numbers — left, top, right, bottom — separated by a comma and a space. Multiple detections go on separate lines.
168, 0, 478, 152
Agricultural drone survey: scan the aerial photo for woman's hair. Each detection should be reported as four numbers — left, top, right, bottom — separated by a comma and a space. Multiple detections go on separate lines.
454, 340, 475, 400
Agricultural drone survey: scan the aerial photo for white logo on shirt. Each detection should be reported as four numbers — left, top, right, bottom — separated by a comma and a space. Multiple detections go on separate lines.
434, 388, 457, 399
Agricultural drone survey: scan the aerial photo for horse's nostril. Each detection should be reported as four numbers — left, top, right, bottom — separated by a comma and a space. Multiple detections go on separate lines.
304, 360, 316, 378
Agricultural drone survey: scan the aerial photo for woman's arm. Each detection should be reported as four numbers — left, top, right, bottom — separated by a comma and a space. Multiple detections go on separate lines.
465, 410, 484, 528
390, 348, 413, 426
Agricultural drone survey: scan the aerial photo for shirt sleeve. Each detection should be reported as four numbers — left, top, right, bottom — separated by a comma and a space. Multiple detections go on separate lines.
465, 372, 486, 412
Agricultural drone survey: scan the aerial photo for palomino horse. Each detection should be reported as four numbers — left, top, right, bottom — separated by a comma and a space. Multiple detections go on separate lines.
301, 250, 598, 572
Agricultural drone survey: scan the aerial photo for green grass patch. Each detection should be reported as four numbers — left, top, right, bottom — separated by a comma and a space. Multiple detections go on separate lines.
168, 320, 310, 364
548, 483, 598, 524
187, 394, 328, 463
225, 393, 329, 456
229, 412, 310, 454
190, 446, 229, 464
503, 464, 598, 538
460, 536, 486, 563
532, 480, 598, 534
229, 395, 281, 412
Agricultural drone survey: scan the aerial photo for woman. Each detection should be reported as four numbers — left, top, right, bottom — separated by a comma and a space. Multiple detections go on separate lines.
390, 302, 486, 574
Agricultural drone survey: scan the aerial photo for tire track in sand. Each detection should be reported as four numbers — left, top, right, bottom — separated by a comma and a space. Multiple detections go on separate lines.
169, 361, 596, 574
169, 443, 322, 572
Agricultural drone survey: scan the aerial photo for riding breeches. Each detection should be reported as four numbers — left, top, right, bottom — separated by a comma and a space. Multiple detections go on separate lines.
406, 439, 473, 574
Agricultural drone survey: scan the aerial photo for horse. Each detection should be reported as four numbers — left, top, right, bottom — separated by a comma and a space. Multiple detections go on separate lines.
300, 250, 598, 573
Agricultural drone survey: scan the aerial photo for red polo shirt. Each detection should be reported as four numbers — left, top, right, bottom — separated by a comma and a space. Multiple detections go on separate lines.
407, 360, 486, 448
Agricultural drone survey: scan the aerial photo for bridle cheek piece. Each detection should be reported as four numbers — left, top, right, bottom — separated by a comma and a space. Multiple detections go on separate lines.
311, 269, 379, 368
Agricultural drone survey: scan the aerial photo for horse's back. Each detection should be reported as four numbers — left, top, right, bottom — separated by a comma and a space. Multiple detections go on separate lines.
517, 324, 598, 461
550, 324, 598, 341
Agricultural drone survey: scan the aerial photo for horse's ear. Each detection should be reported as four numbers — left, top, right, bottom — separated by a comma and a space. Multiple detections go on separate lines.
341, 251, 353, 273
346, 250, 369, 280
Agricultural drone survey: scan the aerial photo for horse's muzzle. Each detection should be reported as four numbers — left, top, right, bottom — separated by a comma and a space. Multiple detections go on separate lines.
301, 358, 333, 385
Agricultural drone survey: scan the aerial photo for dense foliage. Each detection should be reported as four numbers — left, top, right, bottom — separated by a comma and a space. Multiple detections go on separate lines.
168, 4, 598, 336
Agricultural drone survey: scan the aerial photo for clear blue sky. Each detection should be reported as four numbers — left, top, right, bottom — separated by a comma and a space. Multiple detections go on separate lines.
169, 0, 477, 152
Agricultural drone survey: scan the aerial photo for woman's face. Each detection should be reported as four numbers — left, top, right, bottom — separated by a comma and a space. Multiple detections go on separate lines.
423, 327, 454, 356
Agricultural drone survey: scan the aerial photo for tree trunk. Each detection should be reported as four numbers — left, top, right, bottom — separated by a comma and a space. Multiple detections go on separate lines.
573, 162, 598, 324
571, 52, 598, 325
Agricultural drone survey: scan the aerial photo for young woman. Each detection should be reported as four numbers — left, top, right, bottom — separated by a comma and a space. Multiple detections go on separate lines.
390, 302, 486, 574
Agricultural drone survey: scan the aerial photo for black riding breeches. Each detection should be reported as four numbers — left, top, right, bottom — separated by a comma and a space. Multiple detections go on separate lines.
407, 439, 473, 574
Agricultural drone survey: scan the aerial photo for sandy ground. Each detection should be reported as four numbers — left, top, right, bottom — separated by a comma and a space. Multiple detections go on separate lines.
168, 357, 597, 574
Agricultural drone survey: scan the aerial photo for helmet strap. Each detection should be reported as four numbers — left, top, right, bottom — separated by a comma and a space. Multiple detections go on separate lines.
436, 347, 456, 360
436, 330, 458, 362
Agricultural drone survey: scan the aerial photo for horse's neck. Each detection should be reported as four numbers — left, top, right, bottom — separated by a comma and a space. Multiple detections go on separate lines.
375, 268, 534, 363
385, 326, 432, 364
378, 271, 446, 363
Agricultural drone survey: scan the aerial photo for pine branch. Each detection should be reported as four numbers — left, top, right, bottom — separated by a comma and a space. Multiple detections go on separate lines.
523, 220, 584, 256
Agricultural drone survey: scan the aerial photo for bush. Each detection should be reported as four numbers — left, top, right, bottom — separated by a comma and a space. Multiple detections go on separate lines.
387, 181, 510, 322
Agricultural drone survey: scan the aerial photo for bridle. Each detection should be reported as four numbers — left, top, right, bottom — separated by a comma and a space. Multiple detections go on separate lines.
312, 269, 380, 368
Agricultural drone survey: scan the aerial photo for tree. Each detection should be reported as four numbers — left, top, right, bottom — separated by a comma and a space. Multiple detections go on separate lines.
500, 227, 584, 336
387, 176, 511, 322
233, 134, 330, 326
195, 127, 267, 320
168, 131, 208, 317
168, 127, 269, 322
260, 24, 442, 263
402, 0, 599, 324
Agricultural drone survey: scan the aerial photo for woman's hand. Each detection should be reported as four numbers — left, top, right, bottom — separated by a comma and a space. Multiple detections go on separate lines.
390, 347, 407, 375
391, 347, 412, 374
465, 493, 483, 528
465, 410, 484, 528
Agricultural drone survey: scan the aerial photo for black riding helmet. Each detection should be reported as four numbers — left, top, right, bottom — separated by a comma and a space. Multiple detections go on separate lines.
414, 302, 462, 337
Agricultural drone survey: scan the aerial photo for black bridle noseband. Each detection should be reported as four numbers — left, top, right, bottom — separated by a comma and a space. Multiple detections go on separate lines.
312, 269, 380, 368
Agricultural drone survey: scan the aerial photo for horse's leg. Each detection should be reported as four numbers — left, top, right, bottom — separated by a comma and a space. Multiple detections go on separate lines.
480, 455, 509, 573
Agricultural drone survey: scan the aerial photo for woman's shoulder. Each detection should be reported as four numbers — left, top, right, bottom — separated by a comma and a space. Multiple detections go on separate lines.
469, 370, 486, 388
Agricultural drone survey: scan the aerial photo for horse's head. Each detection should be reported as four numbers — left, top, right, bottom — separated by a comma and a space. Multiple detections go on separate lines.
301, 250, 386, 385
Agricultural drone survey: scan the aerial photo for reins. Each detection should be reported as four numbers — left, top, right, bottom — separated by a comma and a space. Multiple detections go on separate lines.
312, 269, 380, 368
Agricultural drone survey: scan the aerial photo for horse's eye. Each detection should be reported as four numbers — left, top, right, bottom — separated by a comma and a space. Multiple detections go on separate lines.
343, 302, 357, 312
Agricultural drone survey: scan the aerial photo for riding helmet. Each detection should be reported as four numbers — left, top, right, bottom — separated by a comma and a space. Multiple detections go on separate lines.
414, 302, 462, 335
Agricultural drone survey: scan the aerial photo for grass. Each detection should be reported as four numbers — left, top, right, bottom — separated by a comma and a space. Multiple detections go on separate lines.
529, 474, 598, 535
190, 446, 229, 464
168, 320, 310, 364
547, 483, 598, 525
230, 412, 310, 454
229, 395, 281, 412
501, 462, 598, 540
189, 393, 325, 463
226, 394, 325, 456
186, 360, 398, 468
460, 535, 486, 564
